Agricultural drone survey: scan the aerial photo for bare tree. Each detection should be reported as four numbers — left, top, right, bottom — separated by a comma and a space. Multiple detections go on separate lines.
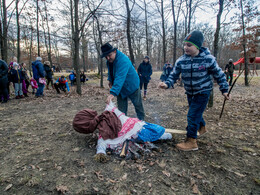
125, 0, 135, 66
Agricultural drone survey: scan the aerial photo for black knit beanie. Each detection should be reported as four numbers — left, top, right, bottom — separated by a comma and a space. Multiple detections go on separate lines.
184, 30, 204, 49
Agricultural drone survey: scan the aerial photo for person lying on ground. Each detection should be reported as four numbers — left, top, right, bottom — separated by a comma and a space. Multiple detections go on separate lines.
54, 75, 70, 94
73, 101, 172, 163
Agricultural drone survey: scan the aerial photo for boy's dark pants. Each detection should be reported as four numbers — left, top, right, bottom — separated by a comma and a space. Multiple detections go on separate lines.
117, 88, 145, 120
186, 91, 211, 139
54, 83, 66, 93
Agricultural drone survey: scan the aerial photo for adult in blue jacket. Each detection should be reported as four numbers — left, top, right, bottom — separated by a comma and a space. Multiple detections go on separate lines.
101, 42, 145, 120
32, 57, 45, 97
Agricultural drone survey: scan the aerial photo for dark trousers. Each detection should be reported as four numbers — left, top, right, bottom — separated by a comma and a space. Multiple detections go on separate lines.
46, 78, 53, 87
54, 83, 66, 93
117, 88, 145, 120
186, 91, 211, 139
226, 72, 233, 86
140, 82, 148, 91
0, 80, 8, 101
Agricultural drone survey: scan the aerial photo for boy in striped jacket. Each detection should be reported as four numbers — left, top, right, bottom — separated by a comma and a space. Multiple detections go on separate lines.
158, 30, 230, 151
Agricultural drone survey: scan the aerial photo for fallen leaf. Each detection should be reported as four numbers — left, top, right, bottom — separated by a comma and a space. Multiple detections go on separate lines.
121, 173, 127, 180
56, 185, 69, 194
162, 170, 170, 177
192, 184, 200, 194
93, 187, 99, 192
5, 184, 13, 191
72, 147, 80, 152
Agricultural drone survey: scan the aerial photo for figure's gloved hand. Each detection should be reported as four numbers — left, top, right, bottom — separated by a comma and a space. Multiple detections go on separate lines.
94, 153, 109, 163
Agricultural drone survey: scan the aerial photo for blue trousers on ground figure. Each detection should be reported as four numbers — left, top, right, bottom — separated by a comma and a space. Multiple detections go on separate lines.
186, 91, 211, 139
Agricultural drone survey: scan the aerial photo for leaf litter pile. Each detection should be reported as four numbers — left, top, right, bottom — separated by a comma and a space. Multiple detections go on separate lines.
0, 73, 259, 194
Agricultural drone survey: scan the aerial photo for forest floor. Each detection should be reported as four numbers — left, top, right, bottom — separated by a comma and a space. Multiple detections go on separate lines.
0, 71, 260, 195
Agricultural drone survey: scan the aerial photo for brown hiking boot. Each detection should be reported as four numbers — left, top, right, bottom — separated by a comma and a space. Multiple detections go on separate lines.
143, 95, 147, 101
198, 126, 207, 137
176, 137, 198, 151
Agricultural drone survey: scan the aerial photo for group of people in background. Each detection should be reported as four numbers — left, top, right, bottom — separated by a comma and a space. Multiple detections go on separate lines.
0, 56, 89, 103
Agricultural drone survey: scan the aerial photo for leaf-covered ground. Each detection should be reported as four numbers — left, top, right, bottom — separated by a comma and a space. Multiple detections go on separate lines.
0, 72, 259, 194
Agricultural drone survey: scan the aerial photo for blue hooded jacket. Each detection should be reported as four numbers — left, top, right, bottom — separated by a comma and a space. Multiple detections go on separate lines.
165, 47, 228, 95
107, 50, 140, 99
32, 60, 45, 80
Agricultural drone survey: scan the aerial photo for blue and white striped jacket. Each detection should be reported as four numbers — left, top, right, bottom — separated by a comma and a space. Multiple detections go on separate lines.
165, 47, 228, 95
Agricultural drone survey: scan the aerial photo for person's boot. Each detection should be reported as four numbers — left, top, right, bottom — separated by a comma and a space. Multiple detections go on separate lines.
176, 137, 198, 151
198, 126, 207, 137
46, 85, 49, 90
15, 96, 20, 99
143, 95, 147, 101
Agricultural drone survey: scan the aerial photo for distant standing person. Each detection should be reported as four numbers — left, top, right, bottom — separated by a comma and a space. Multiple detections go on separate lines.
20, 63, 30, 97
225, 59, 235, 86
160, 62, 173, 82
137, 56, 152, 100
100, 42, 145, 120
0, 60, 9, 103
44, 61, 54, 89
32, 57, 45, 97
10, 62, 24, 99
158, 30, 230, 151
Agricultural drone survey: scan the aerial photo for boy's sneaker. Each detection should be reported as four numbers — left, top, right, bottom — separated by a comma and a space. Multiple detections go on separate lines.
176, 138, 198, 151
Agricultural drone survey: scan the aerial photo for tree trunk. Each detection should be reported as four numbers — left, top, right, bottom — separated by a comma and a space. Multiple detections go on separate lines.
240, 0, 248, 86
208, 0, 224, 108
16, 0, 21, 62
96, 17, 103, 88
187, 0, 192, 34
161, 0, 166, 64
125, 0, 135, 66
144, 0, 149, 57
44, 0, 52, 66
73, 0, 81, 95
36, 0, 40, 56
1, 0, 8, 61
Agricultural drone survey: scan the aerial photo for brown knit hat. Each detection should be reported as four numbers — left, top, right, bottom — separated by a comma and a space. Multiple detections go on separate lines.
73, 109, 99, 134
73, 109, 122, 140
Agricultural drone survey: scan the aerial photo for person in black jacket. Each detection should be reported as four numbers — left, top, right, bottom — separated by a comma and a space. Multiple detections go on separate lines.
225, 59, 235, 86
0, 60, 9, 103
137, 56, 152, 100
44, 61, 54, 89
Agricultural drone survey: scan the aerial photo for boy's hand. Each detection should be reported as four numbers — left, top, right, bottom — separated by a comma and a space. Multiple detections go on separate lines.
158, 82, 168, 89
223, 93, 231, 100
94, 153, 109, 163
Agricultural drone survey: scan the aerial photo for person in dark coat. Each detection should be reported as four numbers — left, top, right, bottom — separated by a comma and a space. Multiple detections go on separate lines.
0, 59, 9, 103
80, 71, 87, 84
32, 57, 45, 97
160, 62, 173, 82
225, 59, 235, 86
137, 56, 153, 100
44, 61, 54, 89
20, 63, 30, 97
